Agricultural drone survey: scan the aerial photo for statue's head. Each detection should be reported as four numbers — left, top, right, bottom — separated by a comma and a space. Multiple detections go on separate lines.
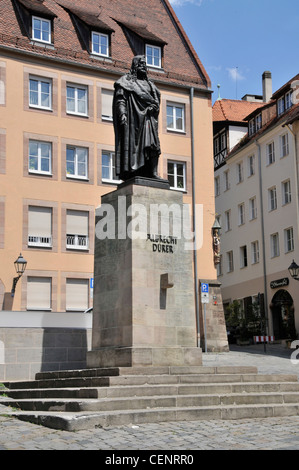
129, 55, 147, 80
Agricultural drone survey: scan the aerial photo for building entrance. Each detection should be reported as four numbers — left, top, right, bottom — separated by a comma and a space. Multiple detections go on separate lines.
270, 289, 296, 340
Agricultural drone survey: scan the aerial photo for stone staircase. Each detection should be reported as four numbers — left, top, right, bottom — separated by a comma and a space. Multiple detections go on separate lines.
1, 365, 299, 431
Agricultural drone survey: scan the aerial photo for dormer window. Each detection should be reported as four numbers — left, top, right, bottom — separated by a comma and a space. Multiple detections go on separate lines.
248, 113, 262, 136
145, 44, 161, 68
277, 90, 293, 116
91, 32, 109, 57
32, 16, 51, 44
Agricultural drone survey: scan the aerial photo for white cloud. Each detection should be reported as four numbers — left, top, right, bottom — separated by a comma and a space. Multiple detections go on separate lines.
169, 0, 204, 6
227, 67, 246, 81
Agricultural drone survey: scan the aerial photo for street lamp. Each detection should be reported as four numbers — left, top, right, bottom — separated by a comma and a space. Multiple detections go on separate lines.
288, 259, 299, 281
11, 253, 27, 296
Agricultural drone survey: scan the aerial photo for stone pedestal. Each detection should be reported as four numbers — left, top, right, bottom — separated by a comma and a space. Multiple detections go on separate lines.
87, 179, 202, 368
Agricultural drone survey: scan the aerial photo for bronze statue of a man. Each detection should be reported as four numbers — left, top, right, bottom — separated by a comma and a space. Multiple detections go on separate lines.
113, 55, 161, 181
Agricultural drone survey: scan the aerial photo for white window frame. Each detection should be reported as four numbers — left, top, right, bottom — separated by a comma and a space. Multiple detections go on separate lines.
28, 206, 52, 248
215, 176, 220, 197
270, 232, 280, 258
248, 155, 255, 177
249, 197, 257, 220
32, 16, 51, 44
268, 187, 277, 211
66, 146, 88, 180
227, 251, 234, 273
167, 161, 186, 191
225, 210, 231, 232
102, 151, 120, 184
280, 133, 289, 157
278, 97, 285, 115
240, 245, 248, 268
66, 84, 88, 116
282, 180, 291, 205
145, 44, 161, 68
27, 277, 52, 311
238, 203, 245, 226
255, 113, 262, 131
285, 90, 293, 110
66, 210, 89, 251
236, 162, 243, 183
267, 142, 275, 165
166, 103, 185, 132
91, 31, 109, 57
29, 76, 52, 110
249, 118, 255, 136
29, 140, 52, 175
284, 227, 294, 253
251, 241, 259, 264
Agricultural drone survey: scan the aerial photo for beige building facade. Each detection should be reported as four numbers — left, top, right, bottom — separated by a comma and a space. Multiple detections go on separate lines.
0, 0, 225, 374
214, 73, 299, 341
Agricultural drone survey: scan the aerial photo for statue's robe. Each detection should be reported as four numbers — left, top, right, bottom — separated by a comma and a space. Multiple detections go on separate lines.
113, 75, 161, 180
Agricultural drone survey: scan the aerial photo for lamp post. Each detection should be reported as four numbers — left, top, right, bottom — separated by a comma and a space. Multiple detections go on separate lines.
288, 259, 299, 281
11, 253, 27, 297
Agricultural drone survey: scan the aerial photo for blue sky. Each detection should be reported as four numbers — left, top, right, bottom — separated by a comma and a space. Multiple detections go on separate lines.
169, 0, 299, 103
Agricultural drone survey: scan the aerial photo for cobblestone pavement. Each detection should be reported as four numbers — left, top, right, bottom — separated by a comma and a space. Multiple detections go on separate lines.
0, 345, 299, 451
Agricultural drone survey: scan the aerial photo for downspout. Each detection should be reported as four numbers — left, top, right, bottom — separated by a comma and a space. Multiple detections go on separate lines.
190, 87, 201, 347
285, 124, 299, 245
255, 139, 269, 334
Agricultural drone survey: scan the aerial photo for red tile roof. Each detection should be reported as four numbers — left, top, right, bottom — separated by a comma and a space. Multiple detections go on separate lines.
213, 99, 265, 123
0, 0, 211, 89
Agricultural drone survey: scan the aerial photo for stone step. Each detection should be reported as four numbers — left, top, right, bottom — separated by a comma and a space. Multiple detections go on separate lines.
34, 365, 258, 380
3, 402, 299, 431
2, 390, 299, 412
3, 381, 299, 400
4, 372, 298, 391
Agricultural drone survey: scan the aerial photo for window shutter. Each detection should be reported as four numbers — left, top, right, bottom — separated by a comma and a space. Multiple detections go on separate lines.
66, 210, 88, 235
66, 279, 89, 311
27, 277, 51, 310
28, 206, 52, 237
101, 89, 113, 119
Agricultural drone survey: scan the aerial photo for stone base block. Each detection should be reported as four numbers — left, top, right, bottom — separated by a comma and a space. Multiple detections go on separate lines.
86, 346, 202, 368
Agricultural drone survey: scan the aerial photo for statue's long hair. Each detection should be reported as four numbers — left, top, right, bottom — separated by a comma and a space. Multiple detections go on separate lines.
128, 55, 148, 82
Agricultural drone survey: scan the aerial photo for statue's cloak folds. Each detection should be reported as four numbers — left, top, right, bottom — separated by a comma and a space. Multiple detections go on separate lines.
113, 75, 161, 179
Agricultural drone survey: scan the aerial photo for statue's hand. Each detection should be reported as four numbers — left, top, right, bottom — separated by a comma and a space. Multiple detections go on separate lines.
120, 114, 127, 126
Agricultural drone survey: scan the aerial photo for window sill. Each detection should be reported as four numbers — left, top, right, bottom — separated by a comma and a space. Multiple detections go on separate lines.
30, 40, 54, 49
170, 186, 186, 193
66, 175, 89, 181
29, 105, 53, 112
102, 179, 121, 185
166, 128, 186, 135
29, 171, 52, 177
66, 112, 89, 118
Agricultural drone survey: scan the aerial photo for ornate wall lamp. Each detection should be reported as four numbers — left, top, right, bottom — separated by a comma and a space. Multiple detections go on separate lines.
11, 253, 27, 297
288, 260, 299, 281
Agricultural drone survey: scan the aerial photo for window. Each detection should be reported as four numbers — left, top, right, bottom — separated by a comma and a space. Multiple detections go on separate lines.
146, 44, 161, 68
102, 151, 119, 183
240, 245, 248, 268
249, 197, 257, 220
91, 32, 109, 57
66, 84, 88, 116
236, 162, 243, 183
280, 133, 289, 157
66, 279, 89, 311
255, 113, 262, 131
248, 155, 255, 177
166, 103, 185, 132
251, 241, 259, 264
29, 140, 52, 175
29, 77, 51, 110
66, 210, 89, 250
214, 137, 219, 155
28, 206, 52, 247
66, 146, 88, 179
214, 176, 220, 197
220, 132, 226, 150
238, 203, 245, 226
225, 210, 231, 232
167, 161, 186, 191
278, 97, 285, 115
227, 251, 234, 273
224, 170, 230, 191
267, 142, 275, 165
101, 89, 113, 121
216, 255, 223, 277
282, 180, 291, 205
270, 233, 280, 258
32, 16, 51, 43
268, 187, 277, 211
27, 277, 52, 310
285, 91, 292, 110
284, 227, 294, 253
249, 119, 255, 136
